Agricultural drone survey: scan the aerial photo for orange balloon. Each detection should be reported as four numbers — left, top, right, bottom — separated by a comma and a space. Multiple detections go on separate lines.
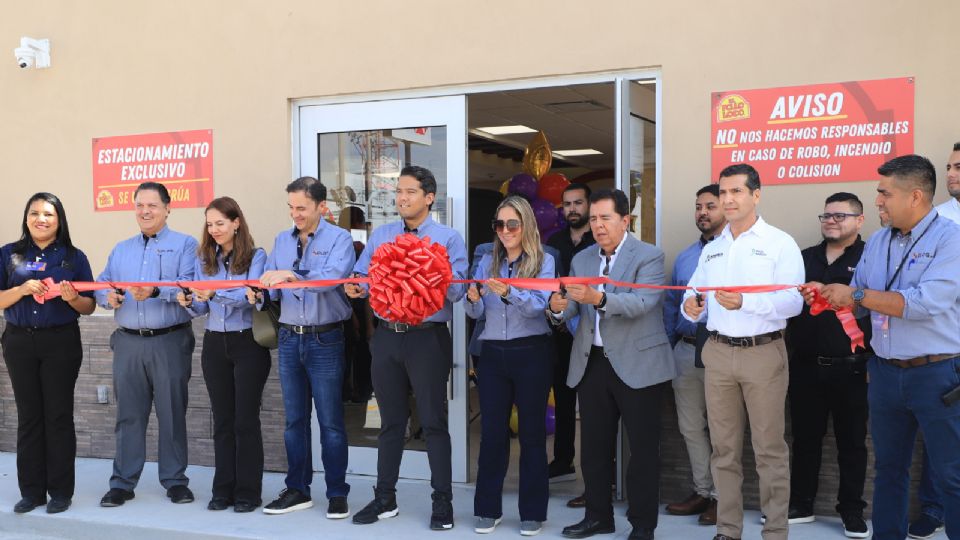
537, 173, 569, 206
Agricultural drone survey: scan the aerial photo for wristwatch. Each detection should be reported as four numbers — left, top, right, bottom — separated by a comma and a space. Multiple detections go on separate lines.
597, 292, 608, 310
851, 288, 865, 305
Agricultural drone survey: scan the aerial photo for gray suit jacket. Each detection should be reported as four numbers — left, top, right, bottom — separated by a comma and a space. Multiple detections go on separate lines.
561, 233, 676, 390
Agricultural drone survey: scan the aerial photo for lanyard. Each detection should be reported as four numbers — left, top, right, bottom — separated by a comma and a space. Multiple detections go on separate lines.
884, 214, 937, 291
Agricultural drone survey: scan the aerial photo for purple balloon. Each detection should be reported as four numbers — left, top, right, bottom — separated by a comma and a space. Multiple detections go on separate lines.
556, 206, 566, 226
540, 225, 562, 242
545, 405, 556, 436
532, 197, 558, 232
508, 173, 538, 200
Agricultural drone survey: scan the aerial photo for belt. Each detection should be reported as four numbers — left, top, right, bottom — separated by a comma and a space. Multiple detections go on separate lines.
880, 353, 959, 369
680, 335, 697, 345
279, 322, 341, 335
119, 322, 191, 337
710, 330, 782, 348
816, 354, 868, 367
381, 321, 447, 333
204, 328, 252, 335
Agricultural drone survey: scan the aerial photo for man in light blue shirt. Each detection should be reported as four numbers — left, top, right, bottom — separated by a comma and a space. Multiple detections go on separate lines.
346, 165, 468, 530
95, 182, 199, 508
250, 177, 356, 518
809, 155, 960, 540
662, 184, 724, 525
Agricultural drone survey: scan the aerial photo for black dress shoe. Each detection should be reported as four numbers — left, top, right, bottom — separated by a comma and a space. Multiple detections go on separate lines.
100, 488, 135, 507
207, 496, 233, 511
14, 497, 45, 513
628, 527, 654, 540
234, 500, 260, 513
46, 498, 72, 514
167, 485, 195, 504
712, 535, 741, 540
561, 518, 616, 538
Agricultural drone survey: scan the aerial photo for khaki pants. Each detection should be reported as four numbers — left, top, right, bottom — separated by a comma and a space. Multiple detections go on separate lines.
704, 338, 790, 540
672, 341, 716, 499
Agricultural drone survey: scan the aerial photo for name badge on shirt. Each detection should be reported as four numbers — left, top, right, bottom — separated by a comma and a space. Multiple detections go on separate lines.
24, 261, 47, 271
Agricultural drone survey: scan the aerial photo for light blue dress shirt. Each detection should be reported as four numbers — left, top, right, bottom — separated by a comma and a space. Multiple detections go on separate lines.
354, 216, 468, 323
663, 238, 708, 346
464, 252, 555, 341
265, 220, 356, 326
851, 208, 960, 359
95, 225, 198, 330
187, 248, 267, 332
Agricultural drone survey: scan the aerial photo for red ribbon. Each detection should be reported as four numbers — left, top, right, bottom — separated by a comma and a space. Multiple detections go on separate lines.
807, 289, 866, 352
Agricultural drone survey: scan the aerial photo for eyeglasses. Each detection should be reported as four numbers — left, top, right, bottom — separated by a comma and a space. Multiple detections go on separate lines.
818, 213, 861, 223
492, 219, 521, 232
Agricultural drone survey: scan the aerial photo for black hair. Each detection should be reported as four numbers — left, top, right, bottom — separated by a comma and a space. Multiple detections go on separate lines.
696, 184, 720, 198
563, 182, 592, 199
718, 163, 761, 192
824, 192, 864, 214
400, 165, 438, 197
877, 154, 936, 199
589, 188, 630, 217
286, 176, 327, 202
953, 142, 960, 152
13, 192, 76, 256
134, 182, 172, 204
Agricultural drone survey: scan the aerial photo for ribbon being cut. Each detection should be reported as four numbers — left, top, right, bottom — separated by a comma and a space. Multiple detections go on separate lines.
31, 233, 864, 350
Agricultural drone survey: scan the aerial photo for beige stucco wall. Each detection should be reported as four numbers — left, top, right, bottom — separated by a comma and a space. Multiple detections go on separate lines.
1, 0, 957, 272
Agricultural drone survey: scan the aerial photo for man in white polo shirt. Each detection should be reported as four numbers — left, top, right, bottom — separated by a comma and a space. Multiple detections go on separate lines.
682, 163, 804, 540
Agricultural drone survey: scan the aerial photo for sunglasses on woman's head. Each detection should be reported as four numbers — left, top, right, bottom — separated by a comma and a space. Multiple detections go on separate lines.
492, 219, 521, 232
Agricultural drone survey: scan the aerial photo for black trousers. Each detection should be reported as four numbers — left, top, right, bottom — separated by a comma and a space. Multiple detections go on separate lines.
788, 354, 868, 514
201, 329, 272, 504
1, 322, 83, 501
475, 335, 553, 521
370, 325, 452, 497
552, 328, 577, 467
579, 346, 664, 529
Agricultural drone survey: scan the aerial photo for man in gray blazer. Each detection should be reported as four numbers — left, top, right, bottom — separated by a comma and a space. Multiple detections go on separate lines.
550, 189, 675, 540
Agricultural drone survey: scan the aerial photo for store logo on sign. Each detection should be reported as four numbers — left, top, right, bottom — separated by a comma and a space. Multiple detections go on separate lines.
717, 94, 750, 123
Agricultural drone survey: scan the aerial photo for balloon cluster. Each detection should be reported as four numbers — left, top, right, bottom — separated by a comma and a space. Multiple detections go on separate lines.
499, 172, 571, 242
508, 389, 557, 436
367, 233, 453, 325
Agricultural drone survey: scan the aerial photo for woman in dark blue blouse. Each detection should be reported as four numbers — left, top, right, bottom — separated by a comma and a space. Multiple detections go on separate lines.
0, 192, 95, 514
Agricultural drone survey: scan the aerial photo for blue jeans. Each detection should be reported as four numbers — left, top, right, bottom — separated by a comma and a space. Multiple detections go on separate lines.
868, 355, 960, 540
277, 326, 349, 499
918, 447, 944, 522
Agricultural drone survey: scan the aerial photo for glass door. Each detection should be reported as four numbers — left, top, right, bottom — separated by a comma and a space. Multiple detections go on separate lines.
295, 95, 469, 482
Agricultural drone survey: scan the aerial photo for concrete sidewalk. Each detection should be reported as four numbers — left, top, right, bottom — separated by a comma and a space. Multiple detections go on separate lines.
0, 453, 863, 539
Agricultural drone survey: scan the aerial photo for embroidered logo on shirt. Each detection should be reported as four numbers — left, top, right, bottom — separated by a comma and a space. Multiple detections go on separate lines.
906, 251, 933, 270
24, 261, 47, 271
751, 249, 767, 257
705, 252, 724, 263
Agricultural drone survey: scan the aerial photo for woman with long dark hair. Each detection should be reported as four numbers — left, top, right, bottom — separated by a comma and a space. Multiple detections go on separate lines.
0, 192, 95, 514
176, 196, 270, 513
464, 196, 555, 536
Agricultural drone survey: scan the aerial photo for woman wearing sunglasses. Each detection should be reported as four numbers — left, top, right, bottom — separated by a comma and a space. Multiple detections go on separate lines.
465, 195, 556, 536
176, 197, 270, 513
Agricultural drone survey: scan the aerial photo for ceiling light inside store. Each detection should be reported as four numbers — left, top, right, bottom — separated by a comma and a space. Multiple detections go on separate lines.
475, 125, 538, 135
554, 149, 603, 157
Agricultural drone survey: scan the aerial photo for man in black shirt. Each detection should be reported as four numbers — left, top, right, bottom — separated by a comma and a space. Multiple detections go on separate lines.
785, 192, 871, 539
546, 183, 596, 489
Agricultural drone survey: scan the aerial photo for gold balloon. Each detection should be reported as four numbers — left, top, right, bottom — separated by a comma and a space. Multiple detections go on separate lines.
522, 131, 552, 180
499, 178, 511, 196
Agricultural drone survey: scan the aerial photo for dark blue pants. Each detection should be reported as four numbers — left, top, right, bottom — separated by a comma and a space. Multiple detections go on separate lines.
918, 447, 944, 522
474, 334, 553, 522
868, 356, 960, 540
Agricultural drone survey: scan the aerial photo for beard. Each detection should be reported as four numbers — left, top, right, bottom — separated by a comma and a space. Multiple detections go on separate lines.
566, 213, 587, 228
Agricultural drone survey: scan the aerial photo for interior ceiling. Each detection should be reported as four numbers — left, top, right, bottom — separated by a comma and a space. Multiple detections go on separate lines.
467, 82, 656, 186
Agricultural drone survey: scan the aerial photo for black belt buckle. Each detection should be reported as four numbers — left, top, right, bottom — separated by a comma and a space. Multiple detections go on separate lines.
728, 336, 753, 348
816, 356, 834, 367
393, 322, 410, 333
138, 328, 157, 337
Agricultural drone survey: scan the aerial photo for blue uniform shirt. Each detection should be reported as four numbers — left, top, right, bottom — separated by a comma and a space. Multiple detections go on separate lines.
851, 208, 960, 359
1, 240, 95, 328
187, 248, 267, 332
95, 225, 198, 329
464, 252, 555, 341
354, 216, 468, 323
265, 220, 356, 326
663, 237, 708, 347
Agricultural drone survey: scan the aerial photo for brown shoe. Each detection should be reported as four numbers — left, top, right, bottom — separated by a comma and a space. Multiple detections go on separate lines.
698, 498, 718, 525
566, 494, 586, 508
665, 492, 710, 516
712, 535, 740, 540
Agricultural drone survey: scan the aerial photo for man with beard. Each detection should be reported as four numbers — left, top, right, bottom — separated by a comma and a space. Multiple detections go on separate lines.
663, 184, 725, 526
546, 183, 595, 491
908, 142, 960, 540
785, 192, 871, 538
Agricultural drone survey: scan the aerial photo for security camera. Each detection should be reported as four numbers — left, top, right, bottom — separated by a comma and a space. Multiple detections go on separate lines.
13, 37, 50, 69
